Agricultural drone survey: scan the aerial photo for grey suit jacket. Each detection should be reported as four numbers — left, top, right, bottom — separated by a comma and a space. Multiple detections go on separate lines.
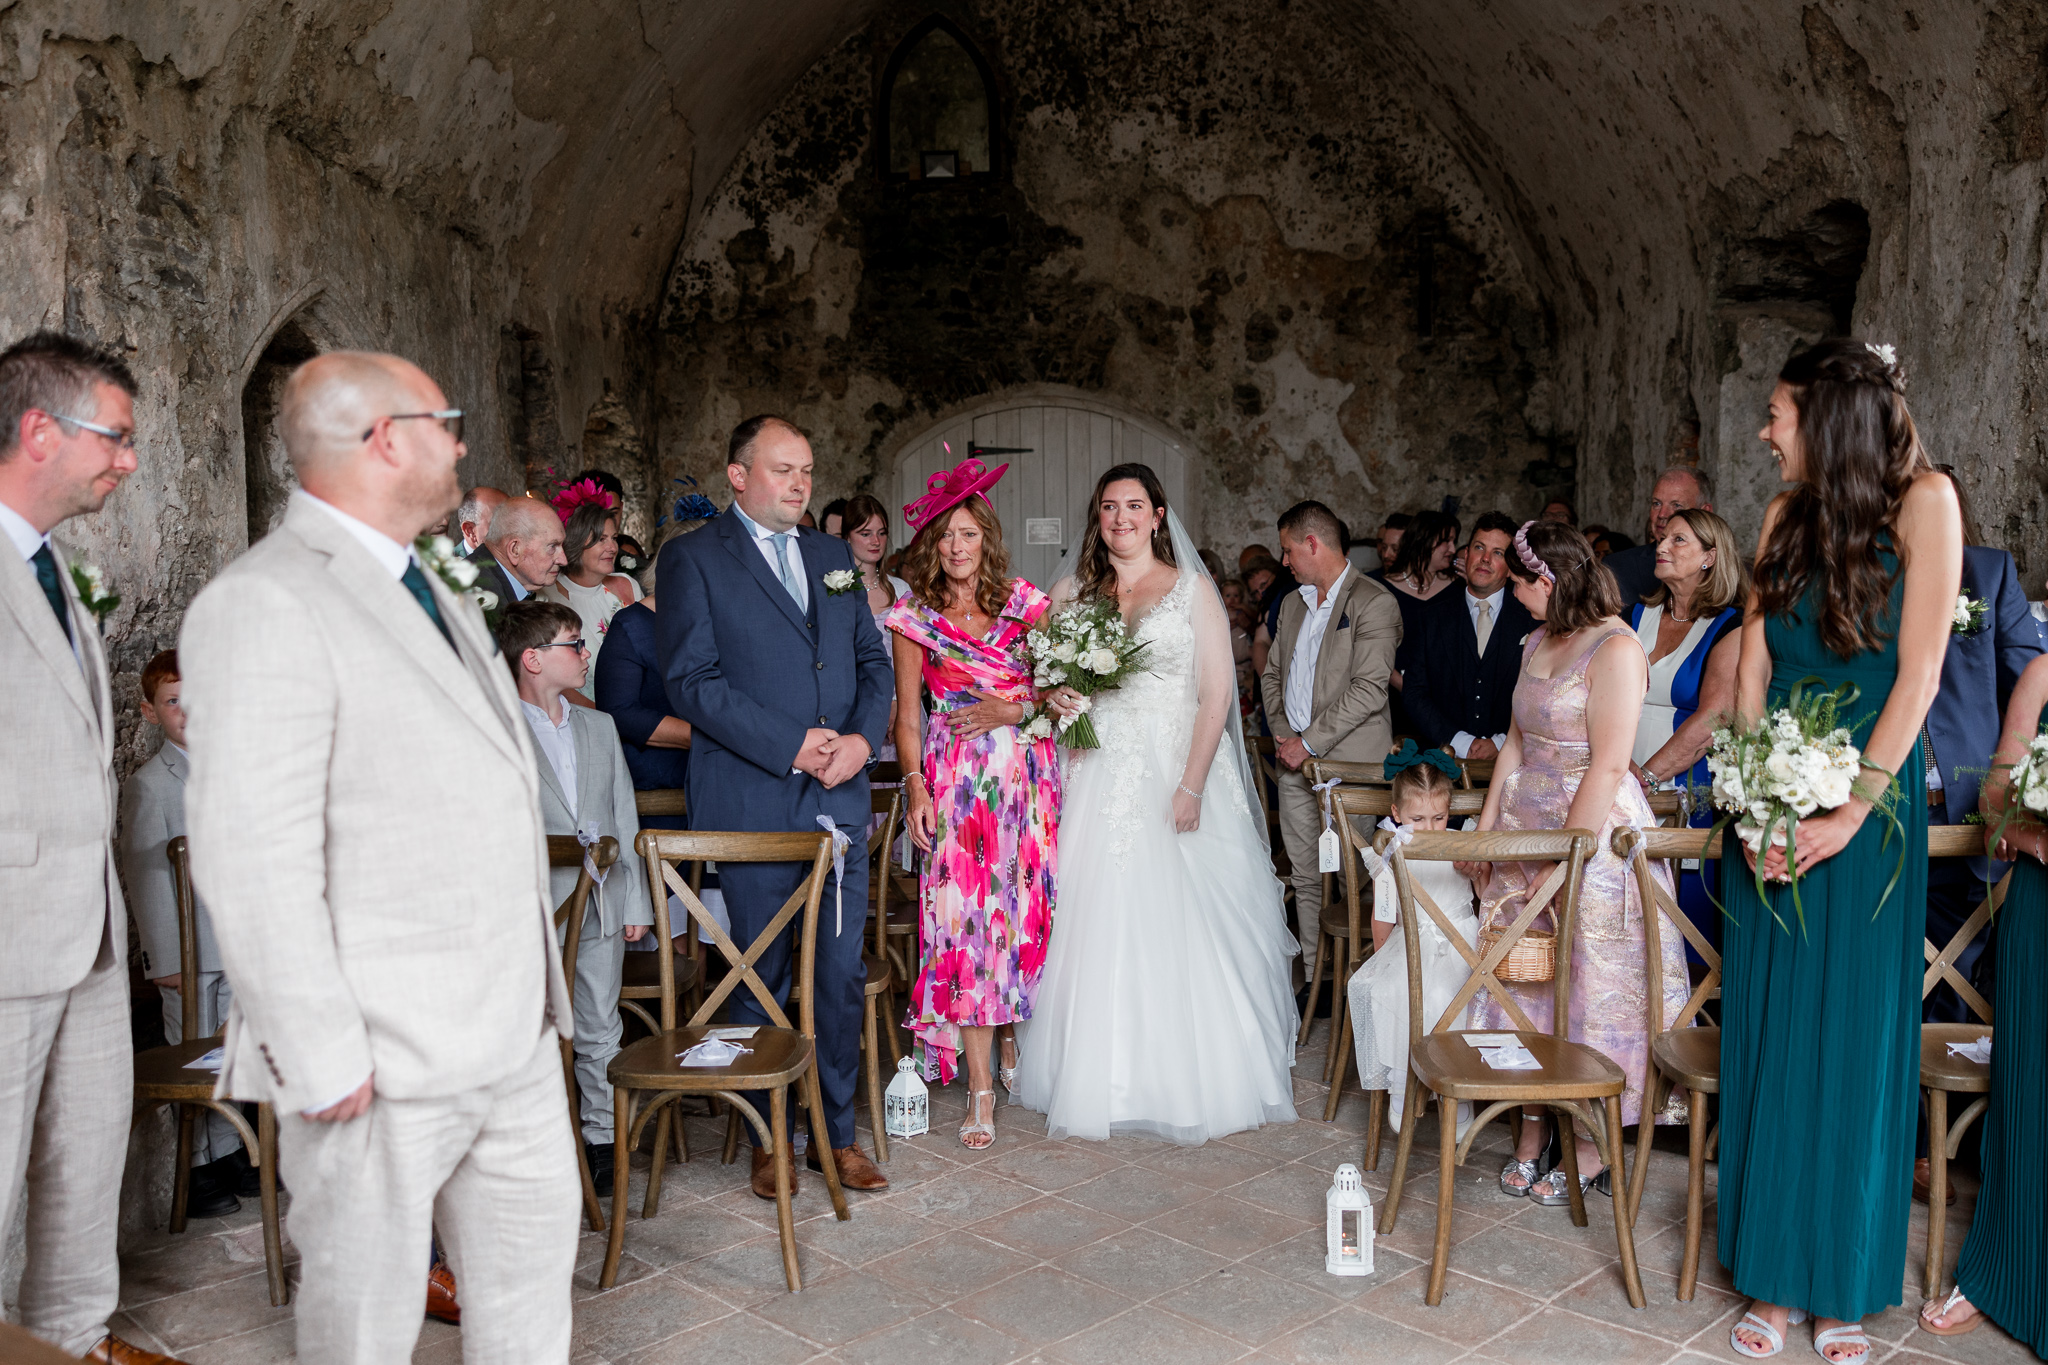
181, 492, 573, 1113
0, 532, 124, 999
533, 706, 652, 938
119, 744, 221, 978
1260, 569, 1403, 764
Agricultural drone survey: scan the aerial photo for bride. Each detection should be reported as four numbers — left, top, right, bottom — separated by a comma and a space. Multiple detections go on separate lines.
1015, 463, 1300, 1144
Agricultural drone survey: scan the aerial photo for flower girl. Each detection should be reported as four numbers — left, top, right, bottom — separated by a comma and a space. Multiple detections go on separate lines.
1349, 746, 1479, 1136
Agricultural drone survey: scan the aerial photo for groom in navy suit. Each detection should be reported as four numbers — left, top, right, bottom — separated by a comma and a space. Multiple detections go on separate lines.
656, 415, 894, 1196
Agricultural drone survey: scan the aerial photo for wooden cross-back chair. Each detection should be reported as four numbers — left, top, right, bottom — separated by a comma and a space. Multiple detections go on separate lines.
868, 763, 923, 991
548, 833, 617, 1234
1324, 784, 1489, 1132
1921, 822, 2004, 1298
1377, 829, 1646, 1309
1613, 824, 1723, 1301
1246, 736, 1289, 874
620, 794, 705, 1035
133, 839, 287, 1305
602, 830, 846, 1292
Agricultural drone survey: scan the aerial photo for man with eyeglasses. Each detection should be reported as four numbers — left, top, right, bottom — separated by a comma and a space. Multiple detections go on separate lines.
181, 351, 580, 1362
0, 332, 187, 1365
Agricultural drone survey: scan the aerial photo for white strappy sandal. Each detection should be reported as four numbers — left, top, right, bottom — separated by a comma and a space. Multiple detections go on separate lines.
1730, 1308, 1807, 1359
1920, 1287, 1983, 1337
960, 1090, 996, 1150
1810, 1323, 1870, 1362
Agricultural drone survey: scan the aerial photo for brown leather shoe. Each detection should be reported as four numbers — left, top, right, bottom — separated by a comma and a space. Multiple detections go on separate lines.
84, 1334, 191, 1364
1913, 1157, 1957, 1206
807, 1143, 890, 1191
425, 1261, 461, 1325
750, 1145, 800, 1201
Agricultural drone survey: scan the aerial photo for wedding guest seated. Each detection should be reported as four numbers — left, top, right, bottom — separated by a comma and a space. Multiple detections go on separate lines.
454, 485, 506, 556
541, 489, 640, 663
1399, 512, 1534, 761
1603, 465, 1714, 605
499, 600, 651, 1197
119, 650, 252, 1217
1372, 511, 1410, 578
820, 497, 847, 537
1539, 498, 1576, 526
470, 496, 567, 608
1348, 745, 1477, 1138
1239, 543, 1277, 573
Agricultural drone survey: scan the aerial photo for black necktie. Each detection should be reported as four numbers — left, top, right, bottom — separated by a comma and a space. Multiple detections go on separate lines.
401, 561, 458, 653
30, 544, 72, 644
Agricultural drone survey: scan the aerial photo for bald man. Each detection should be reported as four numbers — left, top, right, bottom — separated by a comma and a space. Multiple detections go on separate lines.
180, 352, 578, 1364
469, 496, 566, 610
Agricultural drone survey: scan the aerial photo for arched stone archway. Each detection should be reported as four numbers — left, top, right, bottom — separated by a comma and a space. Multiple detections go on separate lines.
887, 387, 1199, 588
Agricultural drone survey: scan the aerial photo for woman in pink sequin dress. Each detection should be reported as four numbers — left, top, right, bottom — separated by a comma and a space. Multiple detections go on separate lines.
1471, 520, 1688, 1206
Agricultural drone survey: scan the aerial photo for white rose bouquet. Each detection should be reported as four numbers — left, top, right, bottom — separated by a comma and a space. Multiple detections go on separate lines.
1705, 675, 1902, 933
1976, 726, 2048, 881
1020, 597, 1150, 749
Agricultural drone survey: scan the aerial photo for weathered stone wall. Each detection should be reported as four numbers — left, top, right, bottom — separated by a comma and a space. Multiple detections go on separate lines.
656, 0, 1570, 557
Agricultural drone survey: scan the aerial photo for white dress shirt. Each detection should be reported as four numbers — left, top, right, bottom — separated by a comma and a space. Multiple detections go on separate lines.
521, 700, 578, 818
732, 502, 809, 612
1284, 564, 1350, 738
1450, 586, 1510, 759
301, 493, 414, 579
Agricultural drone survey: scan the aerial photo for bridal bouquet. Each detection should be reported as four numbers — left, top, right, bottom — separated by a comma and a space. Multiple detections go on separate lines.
1022, 598, 1149, 750
1704, 675, 1902, 932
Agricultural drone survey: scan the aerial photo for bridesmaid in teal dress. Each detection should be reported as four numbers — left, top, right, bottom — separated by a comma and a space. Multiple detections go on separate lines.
1919, 653, 2048, 1354
1720, 339, 1963, 1363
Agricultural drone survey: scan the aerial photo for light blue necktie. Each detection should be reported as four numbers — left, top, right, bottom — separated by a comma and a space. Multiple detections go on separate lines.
769, 532, 803, 606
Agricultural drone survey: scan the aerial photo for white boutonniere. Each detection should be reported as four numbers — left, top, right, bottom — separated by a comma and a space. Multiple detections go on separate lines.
822, 568, 860, 597
68, 559, 119, 625
1952, 593, 1989, 636
415, 534, 498, 621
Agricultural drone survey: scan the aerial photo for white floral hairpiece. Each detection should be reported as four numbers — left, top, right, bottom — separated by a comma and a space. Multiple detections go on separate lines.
1865, 342, 1897, 370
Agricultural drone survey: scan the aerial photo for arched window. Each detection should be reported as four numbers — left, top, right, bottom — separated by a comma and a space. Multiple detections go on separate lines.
878, 17, 999, 184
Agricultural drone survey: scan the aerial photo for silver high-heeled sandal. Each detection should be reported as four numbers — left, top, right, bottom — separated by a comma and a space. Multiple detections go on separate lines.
960, 1090, 996, 1150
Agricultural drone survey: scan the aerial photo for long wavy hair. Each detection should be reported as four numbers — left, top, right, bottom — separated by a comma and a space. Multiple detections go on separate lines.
1753, 338, 1931, 658
901, 494, 1013, 617
1387, 510, 1461, 588
1072, 463, 1176, 602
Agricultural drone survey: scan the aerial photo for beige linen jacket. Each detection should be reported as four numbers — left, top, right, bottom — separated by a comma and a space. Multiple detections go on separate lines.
1260, 569, 1403, 763
0, 534, 123, 998
119, 743, 219, 979
181, 493, 572, 1113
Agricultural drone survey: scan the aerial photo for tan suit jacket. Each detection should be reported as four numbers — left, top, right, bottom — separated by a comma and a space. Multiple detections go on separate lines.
181, 492, 572, 1114
1260, 569, 1402, 763
119, 744, 218, 979
0, 534, 122, 997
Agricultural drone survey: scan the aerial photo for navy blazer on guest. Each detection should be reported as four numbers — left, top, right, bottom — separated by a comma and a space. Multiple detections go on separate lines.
593, 601, 688, 794
1399, 586, 1538, 750
655, 506, 893, 834
1926, 546, 2042, 853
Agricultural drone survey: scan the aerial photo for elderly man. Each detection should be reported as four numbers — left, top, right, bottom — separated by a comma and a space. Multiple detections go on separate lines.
1261, 499, 1401, 949
469, 496, 565, 606
0, 333, 185, 1365
181, 352, 578, 1364
1603, 466, 1713, 604
455, 485, 507, 556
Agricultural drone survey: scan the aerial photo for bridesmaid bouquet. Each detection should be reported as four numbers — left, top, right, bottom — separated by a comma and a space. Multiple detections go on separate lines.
1704, 676, 1903, 933
1022, 599, 1150, 749
1977, 728, 2048, 879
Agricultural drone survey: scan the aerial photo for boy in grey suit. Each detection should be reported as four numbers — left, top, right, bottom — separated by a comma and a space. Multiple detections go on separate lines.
119, 649, 248, 1216
501, 601, 652, 1199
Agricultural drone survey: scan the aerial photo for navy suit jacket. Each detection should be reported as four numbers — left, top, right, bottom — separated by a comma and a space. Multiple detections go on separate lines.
1604, 542, 1660, 608
655, 507, 893, 833
594, 601, 689, 794
1400, 586, 1537, 750
1927, 546, 2042, 867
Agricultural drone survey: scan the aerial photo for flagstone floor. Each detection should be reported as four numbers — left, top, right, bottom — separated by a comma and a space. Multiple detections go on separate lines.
106, 1023, 2023, 1365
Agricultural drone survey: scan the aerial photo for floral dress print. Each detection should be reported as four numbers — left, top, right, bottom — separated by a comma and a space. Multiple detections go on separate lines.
883, 579, 1060, 1084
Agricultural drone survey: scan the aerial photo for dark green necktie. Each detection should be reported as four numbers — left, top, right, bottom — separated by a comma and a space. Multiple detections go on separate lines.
401, 561, 457, 653
29, 544, 72, 644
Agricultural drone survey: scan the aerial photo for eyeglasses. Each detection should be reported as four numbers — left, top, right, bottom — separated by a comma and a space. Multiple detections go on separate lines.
533, 639, 588, 655
45, 412, 137, 450
362, 410, 464, 442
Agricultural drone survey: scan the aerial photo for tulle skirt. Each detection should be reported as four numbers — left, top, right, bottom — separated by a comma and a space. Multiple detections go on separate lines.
1014, 701, 1300, 1145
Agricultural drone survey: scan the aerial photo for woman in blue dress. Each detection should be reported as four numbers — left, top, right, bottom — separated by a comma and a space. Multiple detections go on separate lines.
1720, 339, 1962, 1362
1626, 507, 1746, 961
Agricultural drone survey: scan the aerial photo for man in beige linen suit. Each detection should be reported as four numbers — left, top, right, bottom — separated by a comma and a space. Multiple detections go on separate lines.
0, 333, 185, 1365
1260, 499, 1401, 948
181, 352, 579, 1365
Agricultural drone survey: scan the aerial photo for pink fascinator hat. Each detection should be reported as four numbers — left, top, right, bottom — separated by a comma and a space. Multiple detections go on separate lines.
903, 443, 1009, 530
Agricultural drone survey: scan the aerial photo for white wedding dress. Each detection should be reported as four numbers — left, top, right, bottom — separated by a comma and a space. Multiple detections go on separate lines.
1015, 564, 1301, 1144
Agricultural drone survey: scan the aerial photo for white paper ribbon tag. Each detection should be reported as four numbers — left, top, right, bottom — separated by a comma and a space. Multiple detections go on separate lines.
679, 1039, 752, 1067
1319, 828, 1341, 874
1947, 1035, 1992, 1064
816, 815, 852, 936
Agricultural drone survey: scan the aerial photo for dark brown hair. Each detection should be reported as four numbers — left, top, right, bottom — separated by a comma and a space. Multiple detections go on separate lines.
1934, 465, 1983, 548
1506, 521, 1624, 632
902, 494, 1013, 618
141, 649, 180, 706
838, 494, 890, 539
561, 502, 617, 575
1277, 499, 1343, 548
496, 600, 584, 675
1388, 510, 1460, 586
0, 331, 137, 459
1753, 338, 1930, 658
1072, 463, 1176, 603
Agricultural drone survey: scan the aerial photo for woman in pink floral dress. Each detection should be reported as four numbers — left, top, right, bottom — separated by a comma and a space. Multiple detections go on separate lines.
887, 457, 1058, 1148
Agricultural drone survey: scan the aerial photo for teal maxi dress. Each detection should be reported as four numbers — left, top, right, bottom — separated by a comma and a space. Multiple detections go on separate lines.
1952, 703, 2048, 1357
1718, 576, 1928, 1323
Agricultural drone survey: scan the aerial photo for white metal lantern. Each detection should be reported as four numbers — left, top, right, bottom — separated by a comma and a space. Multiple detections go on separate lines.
884, 1056, 929, 1138
1325, 1163, 1374, 1276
